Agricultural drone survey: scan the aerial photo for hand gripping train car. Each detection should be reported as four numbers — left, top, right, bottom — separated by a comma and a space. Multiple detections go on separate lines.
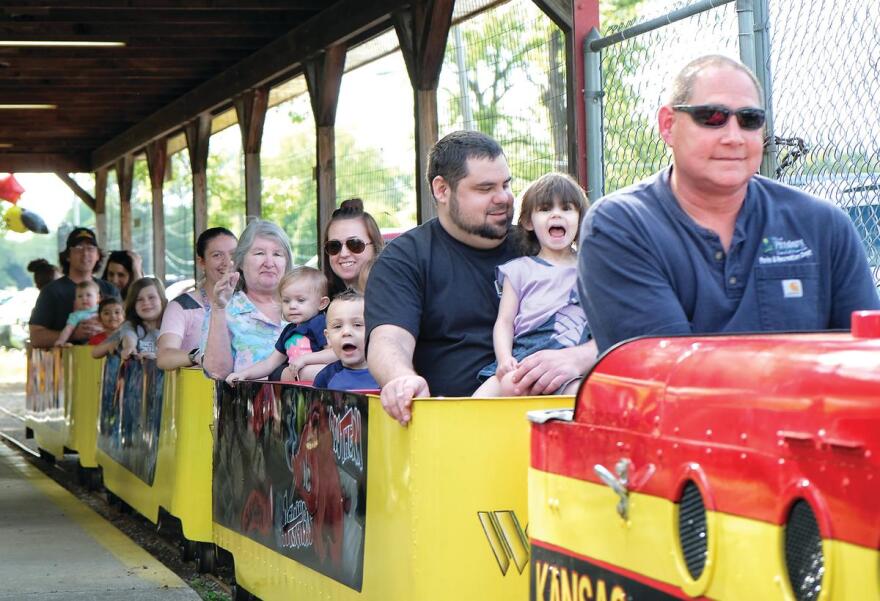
529, 312, 880, 601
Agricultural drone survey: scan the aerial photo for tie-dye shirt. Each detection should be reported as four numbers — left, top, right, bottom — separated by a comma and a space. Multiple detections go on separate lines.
202, 290, 284, 372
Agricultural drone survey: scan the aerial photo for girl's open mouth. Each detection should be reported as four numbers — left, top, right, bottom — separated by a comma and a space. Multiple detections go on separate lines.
549, 226, 566, 238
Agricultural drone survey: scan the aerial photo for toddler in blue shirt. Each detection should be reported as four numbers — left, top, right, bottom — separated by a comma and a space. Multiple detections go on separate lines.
226, 267, 331, 384
313, 289, 378, 391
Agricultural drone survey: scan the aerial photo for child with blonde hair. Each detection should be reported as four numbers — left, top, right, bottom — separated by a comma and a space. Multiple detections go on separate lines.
55, 280, 100, 346
226, 266, 331, 384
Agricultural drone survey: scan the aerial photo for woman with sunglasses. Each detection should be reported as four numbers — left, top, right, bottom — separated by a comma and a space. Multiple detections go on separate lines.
322, 198, 385, 296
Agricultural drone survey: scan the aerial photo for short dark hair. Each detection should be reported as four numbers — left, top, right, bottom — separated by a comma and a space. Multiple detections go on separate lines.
98, 297, 123, 312
196, 226, 236, 259
426, 130, 505, 196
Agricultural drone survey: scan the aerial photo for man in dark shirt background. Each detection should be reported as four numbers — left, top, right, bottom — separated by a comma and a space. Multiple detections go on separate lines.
29, 227, 117, 347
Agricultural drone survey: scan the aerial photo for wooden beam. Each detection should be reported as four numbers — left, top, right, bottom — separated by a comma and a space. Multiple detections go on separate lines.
55, 172, 96, 212
0, 153, 90, 172
185, 113, 211, 278
0, 22, 299, 38
2, 1, 326, 9
414, 89, 438, 223
305, 45, 347, 255
116, 154, 134, 250
94, 168, 108, 248
91, 0, 406, 169
146, 139, 167, 282
532, 0, 572, 30
234, 87, 269, 221
305, 44, 346, 127
394, 0, 454, 223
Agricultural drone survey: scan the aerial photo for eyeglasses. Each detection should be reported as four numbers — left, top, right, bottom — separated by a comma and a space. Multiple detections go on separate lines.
672, 104, 766, 131
70, 244, 98, 253
324, 237, 372, 256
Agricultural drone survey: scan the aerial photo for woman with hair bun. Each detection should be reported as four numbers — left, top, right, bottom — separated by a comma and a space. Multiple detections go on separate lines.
27, 258, 60, 290
322, 198, 384, 296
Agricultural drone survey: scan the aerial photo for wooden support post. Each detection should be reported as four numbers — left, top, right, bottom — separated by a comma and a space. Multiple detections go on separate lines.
533, 0, 600, 186
305, 44, 346, 255
185, 113, 211, 279
94, 168, 108, 249
394, 0, 454, 223
116, 154, 134, 250
234, 87, 269, 222
55, 172, 96, 212
146, 139, 168, 283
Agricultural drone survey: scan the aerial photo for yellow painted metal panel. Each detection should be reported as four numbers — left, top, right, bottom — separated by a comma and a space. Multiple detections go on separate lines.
168, 368, 214, 542
66, 347, 101, 467
529, 469, 879, 600
216, 394, 567, 601
25, 346, 68, 459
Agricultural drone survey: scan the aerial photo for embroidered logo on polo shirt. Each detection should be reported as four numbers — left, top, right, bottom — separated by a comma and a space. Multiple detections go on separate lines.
782, 279, 803, 298
758, 236, 814, 264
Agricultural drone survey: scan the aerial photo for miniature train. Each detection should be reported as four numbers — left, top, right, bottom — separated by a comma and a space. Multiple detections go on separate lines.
24, 313, 880, 600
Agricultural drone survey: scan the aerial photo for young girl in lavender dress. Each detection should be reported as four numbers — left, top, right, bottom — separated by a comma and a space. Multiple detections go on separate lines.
474, 173, 590, 397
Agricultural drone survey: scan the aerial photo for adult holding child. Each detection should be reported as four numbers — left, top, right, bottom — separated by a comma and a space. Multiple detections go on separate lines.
202, 219, 292, 380
29, 227, 117, 347
156, 227, 237, 370
366, 131, 597, 426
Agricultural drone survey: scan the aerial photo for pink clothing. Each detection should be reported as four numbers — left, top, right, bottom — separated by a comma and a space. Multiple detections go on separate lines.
158, 291, 206, 351
286, 335, 312, 362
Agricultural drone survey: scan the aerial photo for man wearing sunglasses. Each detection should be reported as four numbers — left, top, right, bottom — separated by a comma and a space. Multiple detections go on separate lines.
578, 54, 879, 354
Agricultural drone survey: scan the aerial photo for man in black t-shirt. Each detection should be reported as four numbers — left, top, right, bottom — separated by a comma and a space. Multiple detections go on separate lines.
29, 227, 117, 347
365, 131, 596, 425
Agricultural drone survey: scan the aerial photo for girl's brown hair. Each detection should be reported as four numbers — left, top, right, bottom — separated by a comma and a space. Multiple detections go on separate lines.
322, 198, 384, 296
514, 172, 589, 256
124, 277, 167, 329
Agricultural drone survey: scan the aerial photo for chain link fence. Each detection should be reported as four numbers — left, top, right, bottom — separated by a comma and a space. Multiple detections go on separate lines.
439, 0, 568, 194
593, 0, 880, 284
765, 0, 880, 281
261, 88, 318, 266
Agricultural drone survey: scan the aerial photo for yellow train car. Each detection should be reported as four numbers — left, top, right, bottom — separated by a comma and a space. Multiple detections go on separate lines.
25, 346, 101, 485
212, 380, 565, 601
94, 354, 216, 568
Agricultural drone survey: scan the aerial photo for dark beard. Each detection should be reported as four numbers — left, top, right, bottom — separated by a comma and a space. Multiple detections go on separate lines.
448, 195, 512, 240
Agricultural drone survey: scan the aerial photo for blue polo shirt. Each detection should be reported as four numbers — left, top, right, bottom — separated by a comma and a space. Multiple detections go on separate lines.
579, 168, 880, 352
313, 361, 378, 391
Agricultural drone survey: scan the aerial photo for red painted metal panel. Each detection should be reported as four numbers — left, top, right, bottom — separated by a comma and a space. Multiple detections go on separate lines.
532, 323, 880, 549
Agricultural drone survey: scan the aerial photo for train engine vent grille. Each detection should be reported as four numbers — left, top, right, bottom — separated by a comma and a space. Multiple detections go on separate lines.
785, 500, 824, 601
677, 481, 708, 580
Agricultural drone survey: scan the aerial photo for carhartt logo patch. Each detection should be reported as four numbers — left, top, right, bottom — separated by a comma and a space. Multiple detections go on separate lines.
782, 279, 803, 298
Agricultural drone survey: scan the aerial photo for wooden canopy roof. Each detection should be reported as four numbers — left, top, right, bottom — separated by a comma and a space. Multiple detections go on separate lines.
0, 0, 407, 173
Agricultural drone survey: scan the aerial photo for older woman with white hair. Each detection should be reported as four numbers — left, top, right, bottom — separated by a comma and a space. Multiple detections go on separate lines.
202, 219, 292, 379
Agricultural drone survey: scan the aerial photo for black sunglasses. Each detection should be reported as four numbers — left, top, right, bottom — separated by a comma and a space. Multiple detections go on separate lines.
324, 237, 372, 256
673, 104, 766, 131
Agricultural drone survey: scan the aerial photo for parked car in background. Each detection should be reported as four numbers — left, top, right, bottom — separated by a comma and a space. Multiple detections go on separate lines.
792, 172, 880, 284
0, 287, 39, 348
